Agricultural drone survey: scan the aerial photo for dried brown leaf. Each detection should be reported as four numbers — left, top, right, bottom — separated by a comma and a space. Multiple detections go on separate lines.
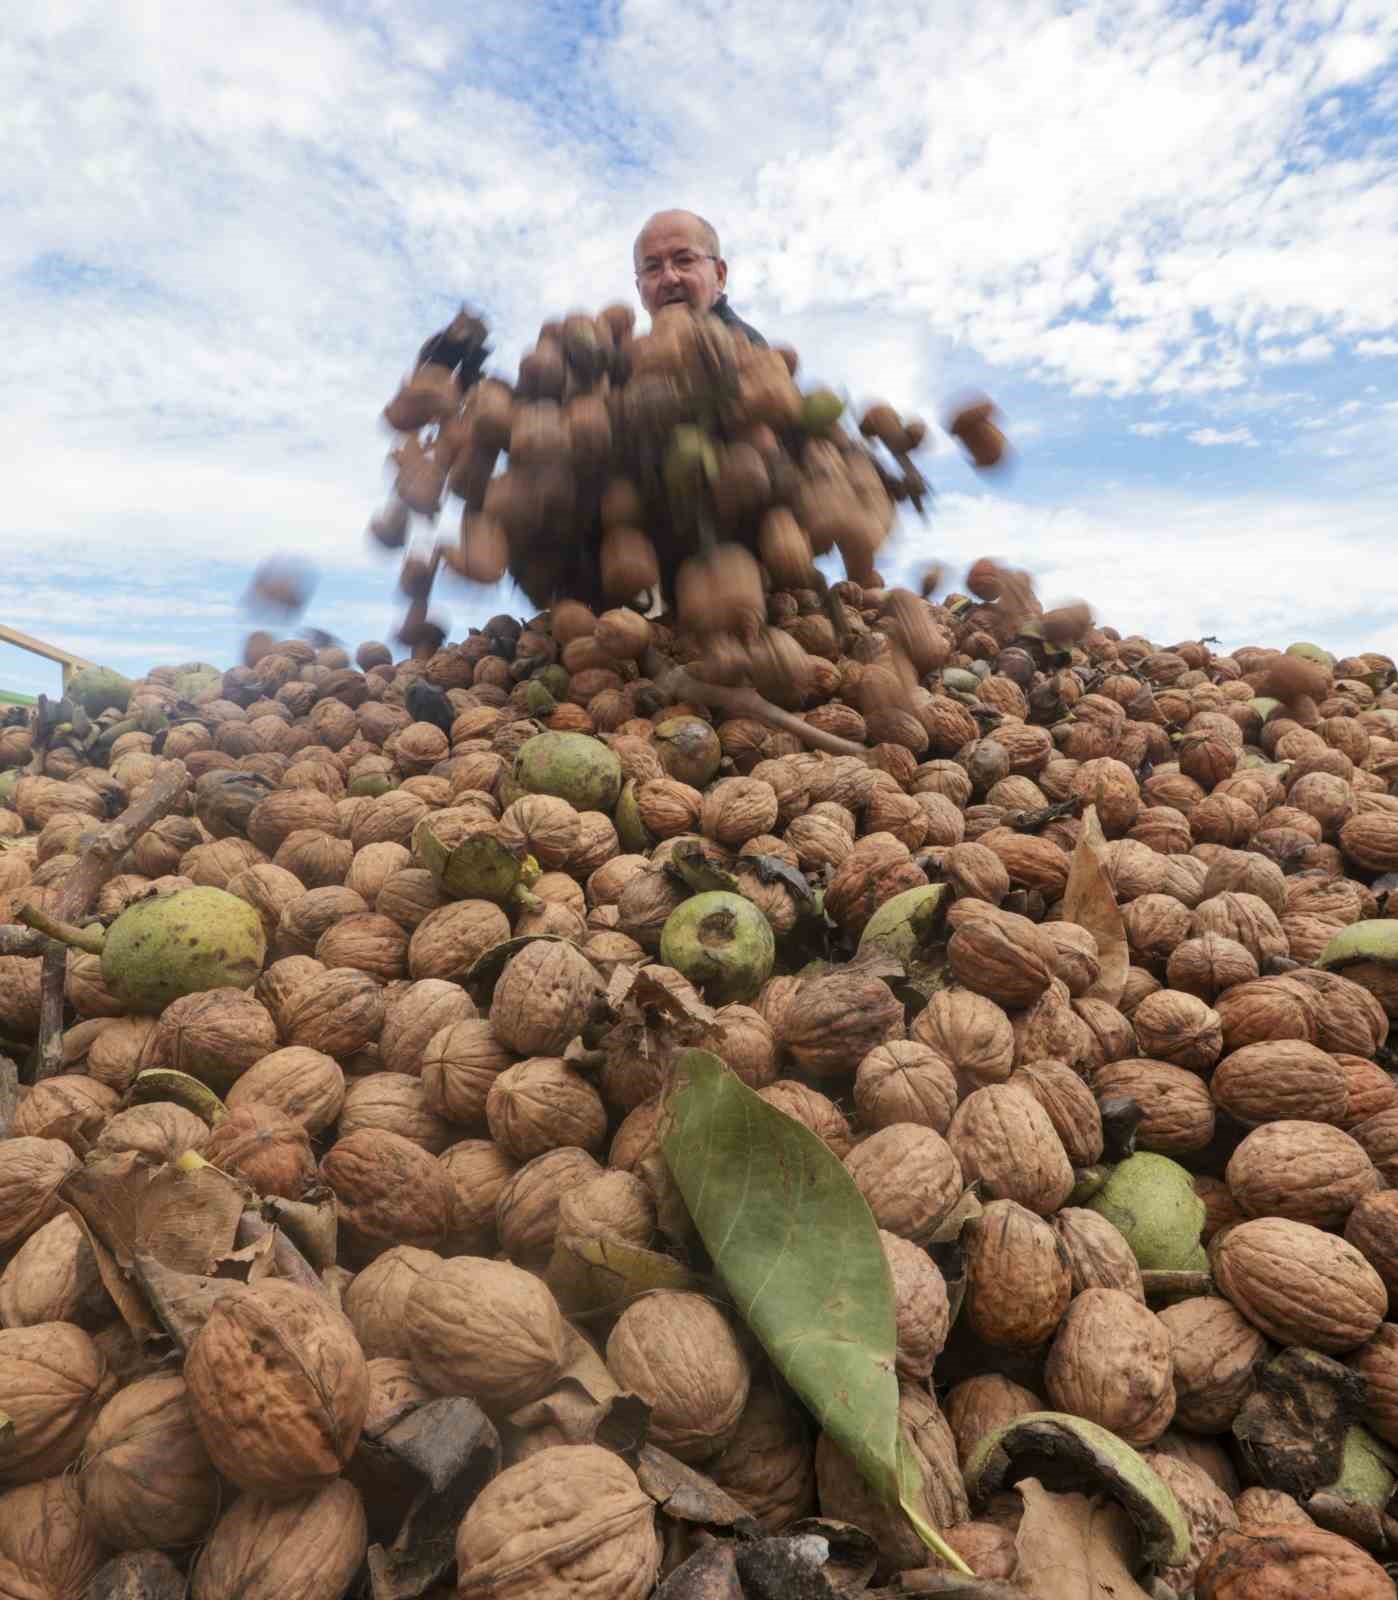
1012, 1478, 1154, 1600
1062, 807, 1127, 1007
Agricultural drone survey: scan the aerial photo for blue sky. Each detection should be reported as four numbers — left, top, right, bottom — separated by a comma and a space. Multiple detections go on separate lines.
3, 0, 1396, 699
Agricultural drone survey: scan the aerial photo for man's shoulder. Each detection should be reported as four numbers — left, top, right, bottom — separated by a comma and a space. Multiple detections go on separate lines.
711, 296, 768, 349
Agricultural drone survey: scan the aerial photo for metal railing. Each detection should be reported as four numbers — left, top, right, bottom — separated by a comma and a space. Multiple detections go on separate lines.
0, 625, 99, 692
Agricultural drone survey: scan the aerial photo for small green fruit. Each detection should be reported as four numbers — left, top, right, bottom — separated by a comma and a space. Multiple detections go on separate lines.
172, 664, 222, 701
514, 731, 622, 812
614, 781, 652, 854
857, 884, 948, 962
800, 388, 845, 431
101, 887, 266, 1014
1286, 641, 1336, 668
537, 664, 570, 699
663, 426, 719, 501
1318, 921, 1398, 972
66, 666, 133, 717
1086, 1152, 1205, 1271
347, 774, 395, 798
653, 718, 721, 788
660, 891, 775, 1004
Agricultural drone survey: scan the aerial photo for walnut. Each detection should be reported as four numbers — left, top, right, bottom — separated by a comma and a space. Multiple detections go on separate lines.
1344, 1192, 1398, 1297
11, 1074, 118, 1151
947, 1085, 1073, 1215
948, 907, 1057, 1006
843, 1124, 962, 1242
0, 1213, 111, 1331
405, 1254, 565, 1411
320, 1128, 453, 1264
344, 1244, 442, 1360
455, 1444, 660, 1600
1226, 1121, 1376, 1227
855, 1040, 959, 1133
882, 1230, 950, 1380
757, 1080, 853, 1157
1211, 1040, 1348, 1126
491, 941, 601, 1056
339, 1071, 456, 1154
707, 1003, 776, 1090
941, 840, 1010, 904
1156, 1295, 1267, 1435
1165, 933, 1259, 1002
1233, 1486, 1314, 1530
314, 911, 409, 982
201, 1104, 316, 1198
825, 835, 928, 936
1349, 1322, 1398, 1449
708, 1381, 816, 1532
815, 1383, 967, 1579
696, 776, 778, 848
982, 830, 1072, 898
1189, 891, 1288, 964
1045, 1286, 1176, 1445
486, 1057, 608, 1161
1121, 892, 1193, 971
344, 839, 413, 907
275, 829, 353, 887
191, 1478, 368, 1600
778, 968, 903, 1080
944, 1373, 1044, 1469
911, 988, 1015, 1091
435, 1139, 515, 1257
421, 1019, 515, 1129
556, 1170, 655, 1249
228, 861, 306, 939
0, 1322, 116, 1484
1195, 1522, 1394, 1600
408, 899, 511, 982
1200, 849, 1287, 913
635, 777, 702, 838
1070, 757, 1141, 836
155, 988, 279, 1094
1216, 976, 1320, 1052
1052, 1206, 1144, 1300
79, 1374, 219, 1548
85, 1016, 160, 1092
1101, 837, 1166, 900
1141, 1451, 1240, 1597
1092, 1057, 1217, 1154
497, 794, 581, 868
1130, 988, 1224, 1072
224, 1045, 345, 1134
1011, 978, 1095, 1071
0, 1138, 80, 1253
184, 1280, 368, 1494
1071, 996, 1138, 1068
1041, 920, 1101, 997
496, 1147, 602, 1269
785, 809, 855, 873
616, 866, 688, 952
605, 1291, 750, 1462
1213, 1217, 1386, 1352
283, 967, 385, 1057
1351, 1108, 1398, 1183
376, 865, 447, 929
0, 1479, 106, 1600
1012, 1060, 1103, 1166
276, 885, 367, 957
962, 1198, 1072, 1349
1286, 967, 1390, 1058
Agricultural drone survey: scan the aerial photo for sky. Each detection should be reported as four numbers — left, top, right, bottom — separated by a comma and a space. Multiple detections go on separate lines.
2, 0, 1397, 699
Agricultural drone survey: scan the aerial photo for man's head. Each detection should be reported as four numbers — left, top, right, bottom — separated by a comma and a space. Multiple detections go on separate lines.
634, 209, 728, 318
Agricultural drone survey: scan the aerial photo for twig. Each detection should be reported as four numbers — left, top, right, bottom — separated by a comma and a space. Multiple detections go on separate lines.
0, 926, 46, 957
1140, 1269, 1213, 1299
14, 905, 106, 955
31, 764, 187, 1081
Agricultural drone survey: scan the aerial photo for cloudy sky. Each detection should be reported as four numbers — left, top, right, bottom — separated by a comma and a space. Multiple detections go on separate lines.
3, 0, 1396, 698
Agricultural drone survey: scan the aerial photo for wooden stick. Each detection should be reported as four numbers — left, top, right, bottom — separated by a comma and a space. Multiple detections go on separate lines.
31, 765, 187, 1081
0, 927, 46, 957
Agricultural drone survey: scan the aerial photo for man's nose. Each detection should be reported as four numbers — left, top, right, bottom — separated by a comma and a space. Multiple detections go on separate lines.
657, 259, 682, 283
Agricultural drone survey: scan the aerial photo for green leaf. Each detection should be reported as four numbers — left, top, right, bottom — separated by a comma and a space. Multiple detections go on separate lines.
661, 1049, 969, 1575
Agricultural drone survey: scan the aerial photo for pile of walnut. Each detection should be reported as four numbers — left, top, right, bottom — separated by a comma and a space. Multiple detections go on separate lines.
1, 585, 1397, 1600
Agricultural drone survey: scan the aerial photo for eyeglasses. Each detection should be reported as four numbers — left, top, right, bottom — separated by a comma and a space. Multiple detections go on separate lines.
637, 252, 717, 281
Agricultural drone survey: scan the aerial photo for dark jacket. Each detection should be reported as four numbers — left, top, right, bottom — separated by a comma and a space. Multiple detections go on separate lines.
711, 294, 767, 349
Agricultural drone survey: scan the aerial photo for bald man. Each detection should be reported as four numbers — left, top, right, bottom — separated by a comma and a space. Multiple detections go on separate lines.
633, 210, 767, 348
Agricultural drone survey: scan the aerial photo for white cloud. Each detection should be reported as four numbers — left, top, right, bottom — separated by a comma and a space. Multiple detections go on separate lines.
1358, 338, 1398, 356
1187, 426, 1259, 447
1129, 421, 1173, 437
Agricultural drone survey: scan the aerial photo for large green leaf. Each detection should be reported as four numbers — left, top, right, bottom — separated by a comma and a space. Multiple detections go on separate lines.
661, 1049, 969, 1573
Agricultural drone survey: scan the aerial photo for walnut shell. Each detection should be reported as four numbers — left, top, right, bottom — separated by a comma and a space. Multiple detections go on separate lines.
1215, 976, 1320, 1052
86, 1015, 162, 1092
0, 1137, 80, 1256
405, 1254, 565, 1411
1226, 1120, 1377, 1226
1348, 1322, 1398, 1449
1344, 1192, 1398, 1297
843, 1124, 963, 1242
224, 1045, 345, 1134
700, 776, 779, 846
156, 988, 279, 1095
911, 988, 1015, 1091
1122, 893, 1194, 971
0, 1213, 111, 1331
1052, 1206, 1145, 1300
855, 1040, 959, 1133
1213, 1217, 1386, 1352
1350, 1107, 1398, 1183
184, 1280, 368, 1494
421, 1019, 515, 1129
202, 1104, 317, 1198
947, 1084, 1074, 1215
825, 836, 927, 937
1166, 933, 1259, 1002
439, 1138, 518, 1255
496, 1147, 602, 1268
1072, 996, 1138, 1068
708, 1380, 816, 1532
947, 908, 1056, 1007
0, 1322, 116, 1485
487, 1057, 608, 1161
556, 1170, 655, 1248
1211, 1041, 1348, 1126
191, 1478, 368, 1600
779, 968, 903, 1080
80, 1374, 219, 1549
314, 911, 408, 982
497, 794, 580, 868
1044, 1286, 1176, 1445
408, 900, 511, 982
882, 1230, 950, 1380
339, 1071, 456, 1154
0, 1478, 106, 1600
455, 1444, 659, 1600
1141, 1451, 1240, 1598
1157, 1295, 1267, 1435
1189, 891, 1288, 965
1010, 978, 1096, 1072
1130, 988, 1224, 1072
963, 1198, 1072, 1349
944, 1373, 1044, 1469
1286, 967, 1390, 1058
344, 1244, 442, 1360
605, 1291, 750, 1462
282, 967, 385, 1057
1091, 1057, 1217, 1154
1194, 1522, 1394, 1600
709, 1003, 777, 1089
756, 1080, 853, 1158
491, 941, 601, 1056
10, 1074, 119, 1151
1233, 1487, 1314, 1530
320, 1127, 453, 1264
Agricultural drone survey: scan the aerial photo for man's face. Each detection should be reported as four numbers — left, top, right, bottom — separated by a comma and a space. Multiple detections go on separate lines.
635, 213, 727, 318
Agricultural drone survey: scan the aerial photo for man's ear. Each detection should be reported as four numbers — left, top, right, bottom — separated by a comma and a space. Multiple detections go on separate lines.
714, 256, 728, 294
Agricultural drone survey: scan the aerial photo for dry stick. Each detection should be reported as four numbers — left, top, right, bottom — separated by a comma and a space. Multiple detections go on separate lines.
0, 926, 46, 957
23, 764, 187, 1082
14, 905, 106, 955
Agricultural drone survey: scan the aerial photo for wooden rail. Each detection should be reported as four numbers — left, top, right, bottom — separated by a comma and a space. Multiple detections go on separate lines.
0, 625, 99, 692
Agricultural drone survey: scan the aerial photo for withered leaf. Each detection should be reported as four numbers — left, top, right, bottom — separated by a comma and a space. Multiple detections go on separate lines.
655, 1540, 743, 1600
87, 1551, 188, 1600
1012, 1479, 1154, 1600
1062, 806, 1128, 1006
636, 1444, 755, 1531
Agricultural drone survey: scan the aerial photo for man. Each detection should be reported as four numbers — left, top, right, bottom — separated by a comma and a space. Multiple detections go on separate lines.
633, 210, 767, 348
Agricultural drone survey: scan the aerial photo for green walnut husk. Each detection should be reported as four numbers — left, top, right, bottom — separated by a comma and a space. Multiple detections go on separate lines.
1086, 1152, 1205, 1272
0, 772, 19, 809
659, 890, 775, 1004
171, 663, 222, 701
857, 884, 948, 964
614, 781, 653, 855
513, 731, 622, 812
1318, 921, 1398, 972
1286, 641, 1336, 668
417, 824, 540, 907
653, 718, 722, 788
800, 388, 845, 431
964, 1412, 1190, 1569
66, 666, 133, 717
101, 887, 267, 1014
347, 773, 396, 798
